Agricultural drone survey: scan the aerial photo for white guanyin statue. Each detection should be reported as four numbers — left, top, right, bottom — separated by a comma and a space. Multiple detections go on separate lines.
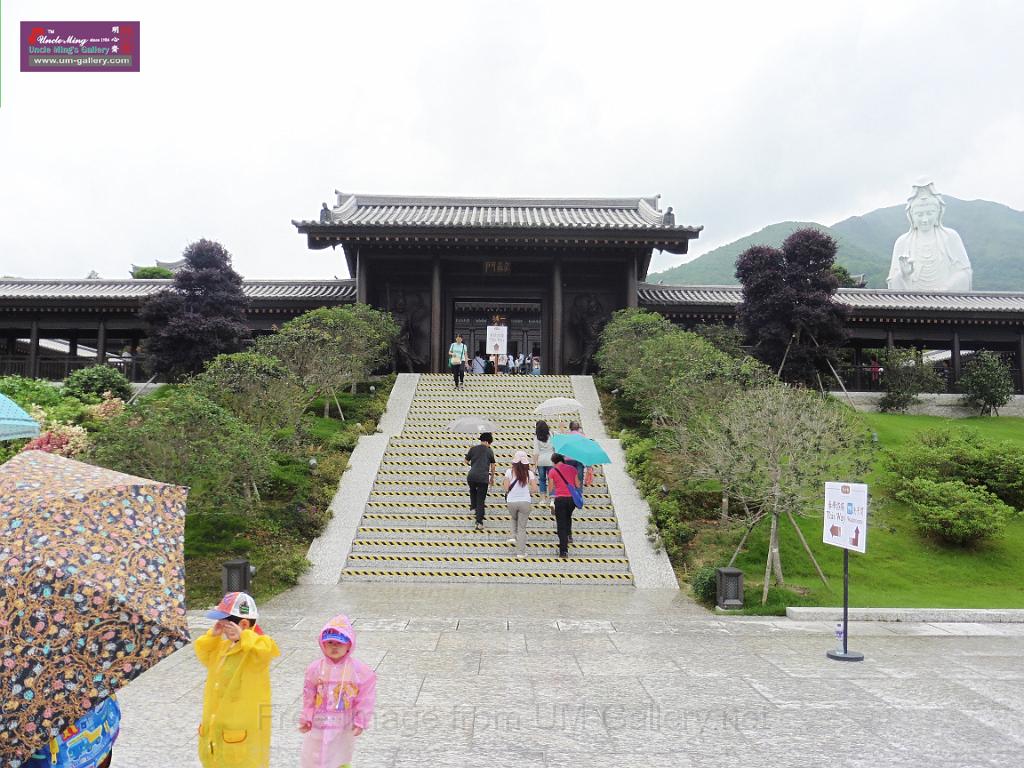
886, 180, 972, 291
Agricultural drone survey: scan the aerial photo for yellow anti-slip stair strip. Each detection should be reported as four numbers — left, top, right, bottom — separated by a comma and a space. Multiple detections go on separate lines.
342, 570, 633, 581
372, 481, 602, 487
358, 527, 621, 536
353, 539, 624, 549
347, 553, 628, 564
362, 513, 619, 523
366, 501, 614, 510
371, 490, 611, 498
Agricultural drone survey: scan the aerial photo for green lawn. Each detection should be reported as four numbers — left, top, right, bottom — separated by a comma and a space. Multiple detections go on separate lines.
699, 413, 1024, 610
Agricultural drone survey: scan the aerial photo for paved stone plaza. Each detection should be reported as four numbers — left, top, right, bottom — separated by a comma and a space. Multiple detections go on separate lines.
115, 583, 1023, 767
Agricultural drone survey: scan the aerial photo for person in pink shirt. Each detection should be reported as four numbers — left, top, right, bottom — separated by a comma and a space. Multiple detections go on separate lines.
299, 615, 377, 768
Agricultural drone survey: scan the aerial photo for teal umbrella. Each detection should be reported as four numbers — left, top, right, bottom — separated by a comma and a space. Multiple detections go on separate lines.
551, 433, 611, 466
0, 393, 40, 441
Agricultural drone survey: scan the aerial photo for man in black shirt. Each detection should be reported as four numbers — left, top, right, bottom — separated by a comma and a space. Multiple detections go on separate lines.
464, 432, 496, 530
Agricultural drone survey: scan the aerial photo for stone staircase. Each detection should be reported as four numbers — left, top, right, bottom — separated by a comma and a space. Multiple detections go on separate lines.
340, 374, 633, 583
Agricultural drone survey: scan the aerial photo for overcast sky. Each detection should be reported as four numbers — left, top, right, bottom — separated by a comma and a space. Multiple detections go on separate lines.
1, 1, 1022, 279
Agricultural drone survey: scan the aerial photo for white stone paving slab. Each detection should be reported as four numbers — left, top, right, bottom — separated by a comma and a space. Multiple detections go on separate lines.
115, 583, 1024, 767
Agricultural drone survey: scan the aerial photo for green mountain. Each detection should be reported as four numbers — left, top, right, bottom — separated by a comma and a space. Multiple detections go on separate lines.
650, 198, 1024, 291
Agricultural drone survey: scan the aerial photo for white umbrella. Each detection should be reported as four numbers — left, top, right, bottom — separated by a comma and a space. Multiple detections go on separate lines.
447, 416, 500, 434
534, 397, 583, 416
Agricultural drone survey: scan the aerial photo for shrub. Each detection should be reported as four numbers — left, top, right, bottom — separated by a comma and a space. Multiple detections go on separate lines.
84, 396, 126, 424
876, 348, 943, 413
291, 504, 332, 540
0, 375, 62, 409
22, 423, 90, 458
594, 309, 675, 391
959, 351, 1015, 416
88, 388, 271, 518
895, 477, 1014, 545
647, 497, 696, 561
191, 351, 307, 434
693, 323, 747, 358
63, 365, 133, 402
44, 396, 90, 425
885, 429, 1024, 510
328, 429, 360, 452
690, 565, 719, 604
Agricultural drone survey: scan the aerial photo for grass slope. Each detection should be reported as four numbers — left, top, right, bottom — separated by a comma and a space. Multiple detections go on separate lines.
721, 413, 1024, 610
650, 197, 1024, 291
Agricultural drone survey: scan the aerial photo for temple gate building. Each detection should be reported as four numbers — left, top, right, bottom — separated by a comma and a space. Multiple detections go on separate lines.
293, 193, 700, 374
0, 192, 1021, 391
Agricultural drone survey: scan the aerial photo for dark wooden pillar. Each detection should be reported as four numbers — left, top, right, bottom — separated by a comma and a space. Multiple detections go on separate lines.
885, 329, 894, 350
430, 257, 441, 373
853, 344, 863, 390
96, 319, 107, 365
551, 257, 563, 375
68, 332, 78, 359
626, 253, 638, 309
28, 321, 40, 379
1017, 329, 1024, 394
951, 328, 961, 385
356, 247, 368, 304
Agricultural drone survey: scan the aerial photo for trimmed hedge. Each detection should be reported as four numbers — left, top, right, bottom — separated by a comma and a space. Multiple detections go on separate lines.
894, 477, 1015, 545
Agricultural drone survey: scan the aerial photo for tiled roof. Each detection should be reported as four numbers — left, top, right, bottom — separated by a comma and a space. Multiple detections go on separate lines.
638, 284, 1024, 313
0, 279, 356, 302
295, 193, 701, 233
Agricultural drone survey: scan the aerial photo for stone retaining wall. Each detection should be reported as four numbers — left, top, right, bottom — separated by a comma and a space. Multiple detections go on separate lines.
834, 391, 1024, 418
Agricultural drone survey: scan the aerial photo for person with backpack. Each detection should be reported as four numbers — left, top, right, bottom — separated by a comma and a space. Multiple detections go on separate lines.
548, 453, 581, 559
503, 451, 538, 558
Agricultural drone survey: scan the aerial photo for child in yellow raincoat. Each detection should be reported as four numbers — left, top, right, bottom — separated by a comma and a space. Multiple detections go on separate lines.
194, 592, 280, 768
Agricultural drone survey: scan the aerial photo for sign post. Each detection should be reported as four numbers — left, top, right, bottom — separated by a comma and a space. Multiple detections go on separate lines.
823, 481, 867, 662
485, 325, 507, 357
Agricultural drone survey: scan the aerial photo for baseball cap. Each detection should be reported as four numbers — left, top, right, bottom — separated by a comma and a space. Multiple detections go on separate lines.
512, 450, 531, 465
207, 592, 259, 621
321, 627, 352, 644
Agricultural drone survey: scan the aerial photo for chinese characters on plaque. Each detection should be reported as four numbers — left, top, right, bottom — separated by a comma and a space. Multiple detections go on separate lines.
483, 261, 511, 275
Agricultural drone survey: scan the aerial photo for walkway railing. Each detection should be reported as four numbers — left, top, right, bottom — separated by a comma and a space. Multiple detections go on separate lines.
0, 356, 149, 382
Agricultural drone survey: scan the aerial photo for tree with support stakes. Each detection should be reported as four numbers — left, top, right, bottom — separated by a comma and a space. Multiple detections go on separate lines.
139, 239, 250, 381
693, 384, 873, 604
258, 304, 398, 420
736, 228, 848, 389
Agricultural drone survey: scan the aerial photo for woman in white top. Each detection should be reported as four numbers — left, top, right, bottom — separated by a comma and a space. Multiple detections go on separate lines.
533, 420, 554, 498
503, 450, 538, 558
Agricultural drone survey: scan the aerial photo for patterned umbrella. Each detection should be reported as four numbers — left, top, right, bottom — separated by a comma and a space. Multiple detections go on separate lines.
0, 393, 40, 442
0, 451, 189, 767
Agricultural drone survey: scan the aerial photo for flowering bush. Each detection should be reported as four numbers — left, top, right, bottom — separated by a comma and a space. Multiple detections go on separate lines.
23, 423, 89, 458
86, 395, 126, 422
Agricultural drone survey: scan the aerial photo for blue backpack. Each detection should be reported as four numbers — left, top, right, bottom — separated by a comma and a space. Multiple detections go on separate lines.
26, 696, 120, 768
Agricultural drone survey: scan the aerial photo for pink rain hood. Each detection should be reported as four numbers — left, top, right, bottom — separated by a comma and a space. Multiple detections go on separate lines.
300, 615, 377, 768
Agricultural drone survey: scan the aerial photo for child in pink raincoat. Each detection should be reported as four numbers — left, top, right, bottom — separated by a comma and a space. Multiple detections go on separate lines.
299, 615, 377, 768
